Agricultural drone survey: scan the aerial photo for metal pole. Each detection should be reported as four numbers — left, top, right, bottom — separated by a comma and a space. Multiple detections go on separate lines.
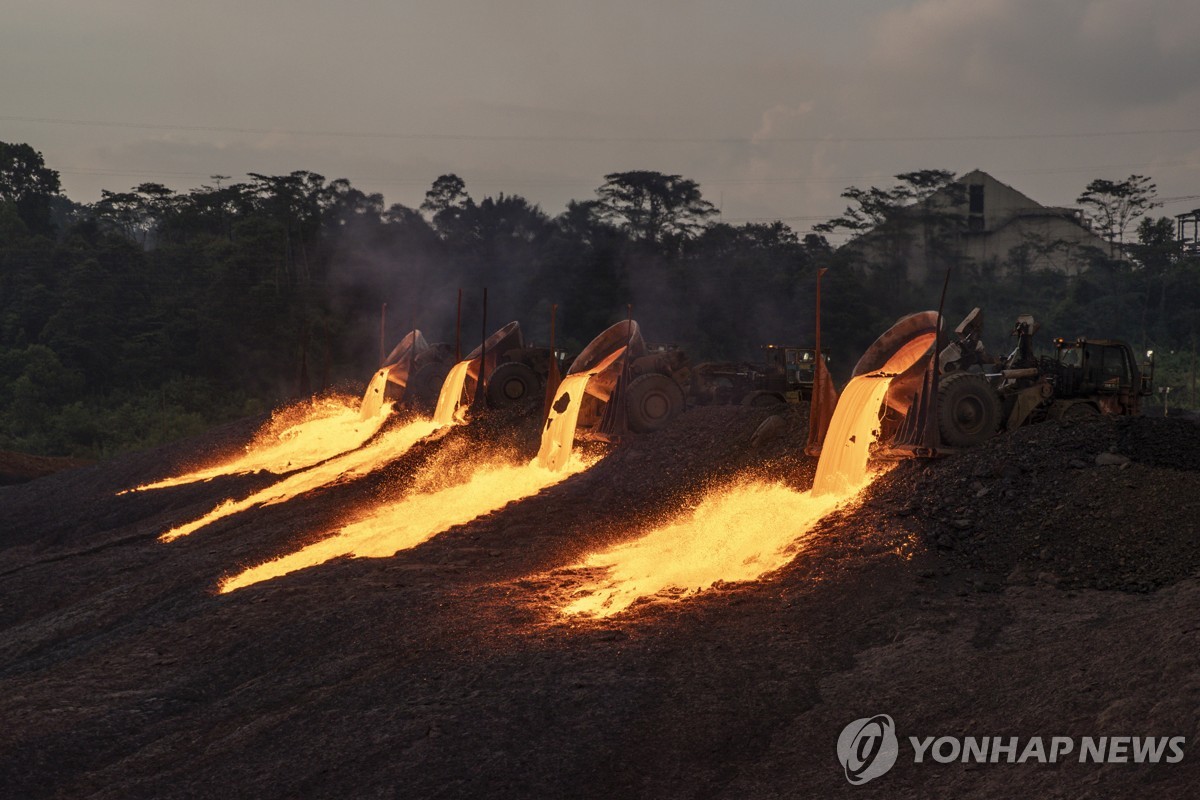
814, 267, 827, 402
455, 288, 462, 362
544, 303, 560, 418
406, 304, 416, 401
379, 302, 387, 366
474, 288, 488, 405
931, 266, 953, 449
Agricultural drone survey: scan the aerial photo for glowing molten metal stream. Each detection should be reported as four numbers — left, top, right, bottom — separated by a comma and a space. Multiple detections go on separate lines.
562, 332, 936, 617
432, 360, 473, 426
358, 368, 394, 421
158, 350, 491, 543
127, 395, 391, 493
158, 419, 438, 542
537, 346, 627, 471
215, 350, 606, 590
218, 452, 590, 592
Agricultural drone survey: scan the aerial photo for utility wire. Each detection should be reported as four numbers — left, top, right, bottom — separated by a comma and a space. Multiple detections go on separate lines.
5, 114, 1200, 144
52, 159, 1200, 190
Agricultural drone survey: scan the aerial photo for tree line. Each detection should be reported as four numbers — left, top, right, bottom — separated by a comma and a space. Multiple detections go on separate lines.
1, 142, 1197, 457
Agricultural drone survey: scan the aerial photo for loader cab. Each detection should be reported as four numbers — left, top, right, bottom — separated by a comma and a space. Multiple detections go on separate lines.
1052, 338, 1152, 413
760, 346, 828, 400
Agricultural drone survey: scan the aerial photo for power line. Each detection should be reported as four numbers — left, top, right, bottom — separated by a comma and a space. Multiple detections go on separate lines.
6, 114, 1200, 145
53, 159, 1200, 191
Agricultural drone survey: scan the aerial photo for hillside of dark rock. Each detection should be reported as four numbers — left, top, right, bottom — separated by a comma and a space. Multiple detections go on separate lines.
0, 404, 1196, 798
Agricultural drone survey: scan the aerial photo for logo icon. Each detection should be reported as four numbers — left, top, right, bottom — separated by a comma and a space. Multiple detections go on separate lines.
838, 714, 899, 785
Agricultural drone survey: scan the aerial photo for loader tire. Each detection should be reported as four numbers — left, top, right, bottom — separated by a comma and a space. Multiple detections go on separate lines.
1062, 401, 1100, 421
741, 390, 785, 408
626, 373, 685, 433
487, 361, 541, 408
937, 372, 1000, 448
408, 361, 451, 413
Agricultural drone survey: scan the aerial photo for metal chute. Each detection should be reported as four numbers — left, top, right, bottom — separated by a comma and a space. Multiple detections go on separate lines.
461, 320, 525, 403
359, 330, 431, 420
850, 311, 944, 458
547, 320, 645, 445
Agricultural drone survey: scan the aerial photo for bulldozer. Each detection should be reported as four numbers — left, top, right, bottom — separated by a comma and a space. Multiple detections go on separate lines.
860, 308, 1155, 454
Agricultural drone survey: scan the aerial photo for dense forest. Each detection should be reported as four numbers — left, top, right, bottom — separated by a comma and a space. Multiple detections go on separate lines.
2, 141, 1198, 458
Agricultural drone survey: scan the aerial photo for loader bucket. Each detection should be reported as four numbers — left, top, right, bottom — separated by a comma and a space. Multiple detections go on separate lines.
463, 320, 525, 393
536, 320, 643, 469
851, 311, 943, 457
432, 321, 525, 424
559, 320, 645, 442
360, 330, 430, 420
852, 312, 939, 377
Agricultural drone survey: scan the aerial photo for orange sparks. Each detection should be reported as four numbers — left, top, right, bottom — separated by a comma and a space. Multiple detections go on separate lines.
562, 480, 845, 617
127, 395, 392, 493
558, 348, 926, 617
218, 452, 592, 593
159, 419, 439, 542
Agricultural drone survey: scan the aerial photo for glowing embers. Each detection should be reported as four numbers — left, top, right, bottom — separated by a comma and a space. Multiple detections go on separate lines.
159, 419, 438, 542
218, 450, 591, 593
563, 480, 843, 617
129, 395, 391, 492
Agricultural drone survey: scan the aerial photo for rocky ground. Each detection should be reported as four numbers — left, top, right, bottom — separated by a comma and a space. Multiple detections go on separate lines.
0, 402, 1197, 798
0, 449, 93, 486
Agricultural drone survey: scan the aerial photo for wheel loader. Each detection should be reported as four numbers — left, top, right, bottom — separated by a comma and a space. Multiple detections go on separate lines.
875, 308, 1154, 450
359, 331, 454, 419
540, 320, 692, 443
940, 309, 1153, 445
361, 321, 569, 418
420, 320, 574, 415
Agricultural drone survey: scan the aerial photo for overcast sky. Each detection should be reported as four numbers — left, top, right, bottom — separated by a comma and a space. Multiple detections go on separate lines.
4, 0, 1199, 241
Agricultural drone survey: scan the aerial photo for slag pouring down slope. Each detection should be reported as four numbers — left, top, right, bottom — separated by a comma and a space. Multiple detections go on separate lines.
560, 332, 937, 617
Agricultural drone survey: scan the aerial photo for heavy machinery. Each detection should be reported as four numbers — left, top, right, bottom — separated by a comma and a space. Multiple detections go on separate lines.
864, 308, 1155, 453
367, 321, 570, 418
1041, 336, 1155, 418
549, 320, 690, 441
359, 331, 454, 419
625, 341, 691, 432
931, 309, 1153, 447
422, 320, 572, 415
689, 346, 828, 407
485, 335, 566, 410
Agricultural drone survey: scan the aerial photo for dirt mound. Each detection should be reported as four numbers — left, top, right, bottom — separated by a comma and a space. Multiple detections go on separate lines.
869, 415, 1200, 592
